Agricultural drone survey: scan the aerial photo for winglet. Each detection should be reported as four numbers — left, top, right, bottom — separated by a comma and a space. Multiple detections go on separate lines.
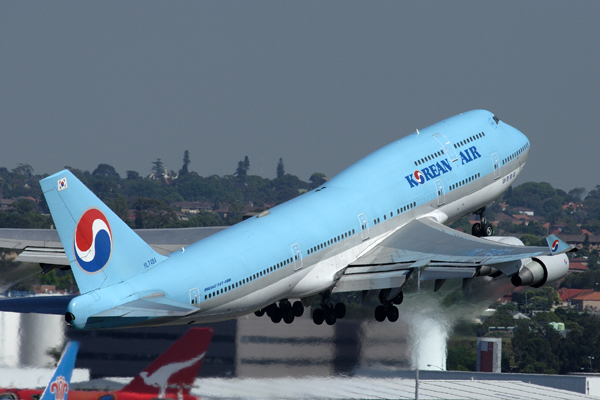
40, 341, 80, 400
546, 235, 576, 254
121, 327, 214, 396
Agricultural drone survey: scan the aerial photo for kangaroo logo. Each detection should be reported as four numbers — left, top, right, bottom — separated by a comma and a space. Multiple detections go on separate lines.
139, 353, 206, 397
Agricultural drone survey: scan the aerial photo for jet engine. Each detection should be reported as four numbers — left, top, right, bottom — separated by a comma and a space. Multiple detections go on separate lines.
511, 254, 569, 288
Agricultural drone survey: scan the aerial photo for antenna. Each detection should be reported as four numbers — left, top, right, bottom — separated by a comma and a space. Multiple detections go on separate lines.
416, 129, 420, 135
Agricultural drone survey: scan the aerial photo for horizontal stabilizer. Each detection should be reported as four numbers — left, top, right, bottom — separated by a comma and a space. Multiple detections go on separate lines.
0, 295, 76, 314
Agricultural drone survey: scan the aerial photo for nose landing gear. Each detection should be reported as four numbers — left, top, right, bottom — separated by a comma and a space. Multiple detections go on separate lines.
472, 207, 494, 237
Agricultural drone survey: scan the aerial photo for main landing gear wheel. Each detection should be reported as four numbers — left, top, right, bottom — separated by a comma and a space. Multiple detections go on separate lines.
254, 308, 265, 317
313, 308, 325, 325
312, 291, 346, 325
283, 308, 295, 324
375, 305, 386, 322
392, 291, 404, 305
325, 310, 337, 325
270, 307, 282, 323
386, 305, 399, 322
375, 288, 401, 322
293, 301, 304, 317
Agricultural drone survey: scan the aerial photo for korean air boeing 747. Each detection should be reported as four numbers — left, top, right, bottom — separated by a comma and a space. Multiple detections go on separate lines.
0, 110, 573, 328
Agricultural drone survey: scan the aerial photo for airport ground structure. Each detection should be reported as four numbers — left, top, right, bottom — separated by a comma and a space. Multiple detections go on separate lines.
3, 311, 600, 399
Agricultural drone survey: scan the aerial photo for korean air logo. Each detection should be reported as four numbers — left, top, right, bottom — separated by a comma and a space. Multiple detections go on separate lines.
414, 171, 425, 185
74, 208, 113, 274
50, 376, 69, 400
551, 239, 560, 253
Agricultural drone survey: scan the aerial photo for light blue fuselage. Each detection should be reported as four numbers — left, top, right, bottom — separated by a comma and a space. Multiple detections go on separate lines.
70, 110, 531, 327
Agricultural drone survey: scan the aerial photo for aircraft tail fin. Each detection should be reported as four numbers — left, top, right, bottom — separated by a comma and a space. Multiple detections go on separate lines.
121, 327, 214, 396
40, 341, 79, 400
40, 170, 168, 294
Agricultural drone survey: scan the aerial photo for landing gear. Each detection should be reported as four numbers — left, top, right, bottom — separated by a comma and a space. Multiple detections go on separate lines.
255, 299, 306, 324
472, 207, 493, 238
374, 289, 401, 322
312, 291, 346, 325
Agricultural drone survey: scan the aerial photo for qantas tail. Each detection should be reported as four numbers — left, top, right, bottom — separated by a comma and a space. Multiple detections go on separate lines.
121, 328, 214, 396
40, 341, 79, 400
40, 170, 168, 294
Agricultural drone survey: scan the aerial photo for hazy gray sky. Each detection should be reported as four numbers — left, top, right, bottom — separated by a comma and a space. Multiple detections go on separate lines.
1, 2, 598, 192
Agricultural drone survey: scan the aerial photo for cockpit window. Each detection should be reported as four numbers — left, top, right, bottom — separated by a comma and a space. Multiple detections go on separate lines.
493, 115, 500, 124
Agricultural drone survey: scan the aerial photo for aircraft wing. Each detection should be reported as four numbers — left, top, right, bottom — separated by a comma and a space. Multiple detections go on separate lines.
333, 218, 572, 292
0, 226, 227, 265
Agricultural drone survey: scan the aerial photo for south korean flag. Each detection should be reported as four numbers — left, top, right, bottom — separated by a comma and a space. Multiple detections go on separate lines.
57, 177, 68, 191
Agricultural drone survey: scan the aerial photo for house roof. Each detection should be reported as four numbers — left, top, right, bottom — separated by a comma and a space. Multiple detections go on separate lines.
557, 288, 594, 302
572, 291, 600, 301
569, 262, 589, 271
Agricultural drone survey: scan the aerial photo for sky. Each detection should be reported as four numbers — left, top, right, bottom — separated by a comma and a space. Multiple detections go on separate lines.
1, 2, 599, 192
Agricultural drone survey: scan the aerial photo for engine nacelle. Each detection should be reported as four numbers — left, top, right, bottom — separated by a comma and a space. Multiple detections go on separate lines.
511, 254, 569, 288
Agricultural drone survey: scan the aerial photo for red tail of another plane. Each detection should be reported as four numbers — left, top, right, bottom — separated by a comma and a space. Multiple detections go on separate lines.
121, 327, 214, 397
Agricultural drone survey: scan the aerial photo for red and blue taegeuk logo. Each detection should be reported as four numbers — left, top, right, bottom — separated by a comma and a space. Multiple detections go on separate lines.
414, 170, 425, 185
74, 208, 113, 273
551, 239, 560, 253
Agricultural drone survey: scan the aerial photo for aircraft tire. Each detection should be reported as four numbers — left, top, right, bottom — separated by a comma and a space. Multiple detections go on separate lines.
254, 309, 265, 317
386, 306, 399, 322
335, 302, 346, 319
484, 223, 494, 237
271, 307, 282, 323
375, 305, 386, 322
280, 299, 291, 310
325, 311, 337, 325
313, 308, 325, 325
471, 223, 482, 237
293, 301, 304, 317
283, 309, 295, 324
392, 291, 404, 305
379, 288, 390, 304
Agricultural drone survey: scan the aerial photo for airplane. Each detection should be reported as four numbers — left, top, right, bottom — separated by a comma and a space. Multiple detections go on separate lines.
0, 341, 79, 400
0, 327, 213, 400
0, 109, 574, 328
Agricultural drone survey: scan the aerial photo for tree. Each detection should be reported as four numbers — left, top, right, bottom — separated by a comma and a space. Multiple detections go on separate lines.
520, 234, 542, 247
235, 161, 246, 177
309, 172, 327, 188
92, 163, 120, 180
126, 170, 140, 180
276, 158, 285, 178
151, 158, 165, 177
109, 195, 131, 226
568, 187, 587, 202
180, 150, 191, 176
12, 163, 33, 177
243, 156, 250, 174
